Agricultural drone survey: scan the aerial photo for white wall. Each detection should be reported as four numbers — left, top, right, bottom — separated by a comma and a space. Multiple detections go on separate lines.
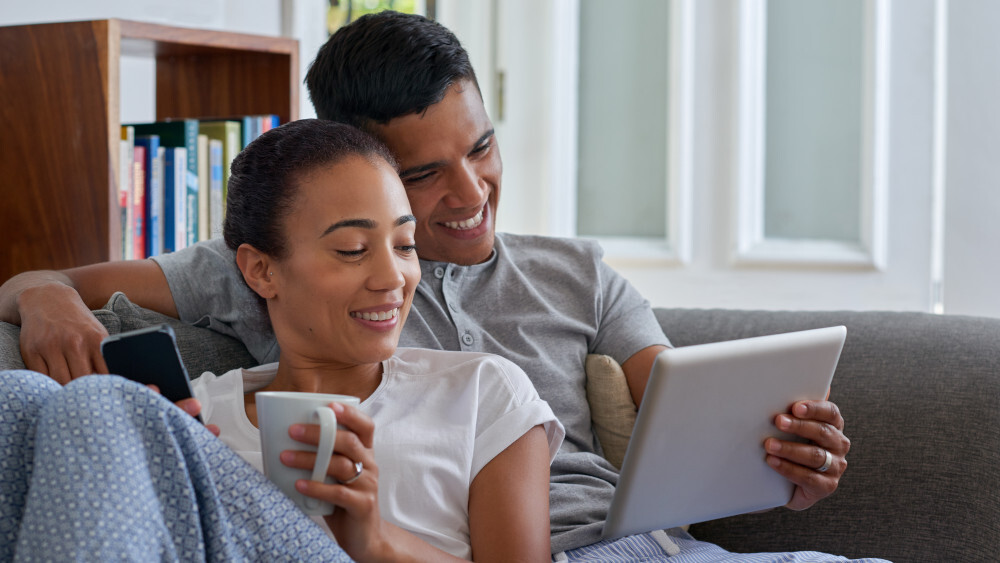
942, 0, 1000, 317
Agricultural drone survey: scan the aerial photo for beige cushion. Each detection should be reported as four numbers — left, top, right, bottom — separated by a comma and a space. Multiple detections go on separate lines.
584, 354, 637, 469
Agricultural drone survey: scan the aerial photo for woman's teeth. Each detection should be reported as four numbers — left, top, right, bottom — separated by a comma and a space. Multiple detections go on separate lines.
351, 308, 400, 321
443, 209, 484, 230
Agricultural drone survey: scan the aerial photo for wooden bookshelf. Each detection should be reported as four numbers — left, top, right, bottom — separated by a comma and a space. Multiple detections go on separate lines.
0, 19, 299, 281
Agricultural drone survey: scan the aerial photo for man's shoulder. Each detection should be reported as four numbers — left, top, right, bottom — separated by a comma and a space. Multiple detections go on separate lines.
153, 238, 236, 272
495, 232, 603, 264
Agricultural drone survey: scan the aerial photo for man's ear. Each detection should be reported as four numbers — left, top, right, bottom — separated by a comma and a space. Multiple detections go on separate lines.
236, 244, 277, 300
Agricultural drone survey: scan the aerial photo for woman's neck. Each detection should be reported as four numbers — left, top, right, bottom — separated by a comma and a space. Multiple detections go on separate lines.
243, 358, 383, 428
262, 358, 384, 400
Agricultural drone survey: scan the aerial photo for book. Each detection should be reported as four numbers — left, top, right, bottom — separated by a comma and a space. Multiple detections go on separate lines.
163, 147, 188, 253
132, 145, 147, 259
199, 120, 241, 216
133, 135, 161, 258
262, 114, 279, 132
128, 120, 200, 246
208, 138, 224, 239
154, 146, 165, 256
197, 134, 210, 242
119, 126, 135, 260
240, 115, 254, 149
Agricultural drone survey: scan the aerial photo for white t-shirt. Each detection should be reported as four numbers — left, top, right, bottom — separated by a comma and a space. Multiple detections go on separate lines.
191, 347, 565, 559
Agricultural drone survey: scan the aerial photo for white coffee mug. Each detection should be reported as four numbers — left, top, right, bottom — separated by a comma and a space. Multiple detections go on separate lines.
256, 391, 361, 515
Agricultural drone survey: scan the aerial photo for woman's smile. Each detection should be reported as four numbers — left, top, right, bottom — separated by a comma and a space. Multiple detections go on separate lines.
350, 304, 402, 332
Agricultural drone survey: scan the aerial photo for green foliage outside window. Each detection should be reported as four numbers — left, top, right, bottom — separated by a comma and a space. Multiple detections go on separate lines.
328, 0, 421, 35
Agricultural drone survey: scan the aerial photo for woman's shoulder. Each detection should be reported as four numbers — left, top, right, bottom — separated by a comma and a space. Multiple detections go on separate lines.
390, 348, 535, 398
392, 347, 520, 373
191, 364, 278, 413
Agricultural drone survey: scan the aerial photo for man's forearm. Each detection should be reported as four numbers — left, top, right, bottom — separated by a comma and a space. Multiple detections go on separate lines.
1, 260, 179, 326
0, 270, 78, 326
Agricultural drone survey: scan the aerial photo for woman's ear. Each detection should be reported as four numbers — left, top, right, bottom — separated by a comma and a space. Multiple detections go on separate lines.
236, 244, 277, 300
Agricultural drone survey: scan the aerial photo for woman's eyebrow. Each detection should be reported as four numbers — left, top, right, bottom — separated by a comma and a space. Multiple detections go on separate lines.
320, 215, 415, 238
320, 218, 375, 238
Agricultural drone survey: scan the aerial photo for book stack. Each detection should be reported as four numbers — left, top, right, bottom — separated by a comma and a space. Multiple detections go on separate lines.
118, 115, 280, 259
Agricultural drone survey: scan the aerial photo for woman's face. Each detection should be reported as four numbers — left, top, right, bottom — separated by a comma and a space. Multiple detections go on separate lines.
266, 155, 421, 368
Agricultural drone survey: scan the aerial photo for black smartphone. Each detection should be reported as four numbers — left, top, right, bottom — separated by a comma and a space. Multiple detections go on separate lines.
101, 324, 201, 422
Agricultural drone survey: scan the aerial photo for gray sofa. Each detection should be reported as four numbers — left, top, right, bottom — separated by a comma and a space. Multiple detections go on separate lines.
2, 293, 998, 562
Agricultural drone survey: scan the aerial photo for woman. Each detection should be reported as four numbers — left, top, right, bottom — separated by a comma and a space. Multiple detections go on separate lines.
2, 119, 562, 562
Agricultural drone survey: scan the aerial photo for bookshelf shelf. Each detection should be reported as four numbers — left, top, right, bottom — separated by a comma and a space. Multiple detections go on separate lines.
0, 19, 299, 281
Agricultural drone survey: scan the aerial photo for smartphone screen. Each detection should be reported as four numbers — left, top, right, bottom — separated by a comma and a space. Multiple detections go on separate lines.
101, 324, 201, 421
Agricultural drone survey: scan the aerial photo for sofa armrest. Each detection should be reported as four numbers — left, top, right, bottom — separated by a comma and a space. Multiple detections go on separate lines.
654, 308, 1000, 562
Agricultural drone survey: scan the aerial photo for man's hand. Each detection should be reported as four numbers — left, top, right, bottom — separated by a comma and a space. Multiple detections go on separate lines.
1, 260, 178, 384
764, 400, 850, 511
18, 282, 110, 383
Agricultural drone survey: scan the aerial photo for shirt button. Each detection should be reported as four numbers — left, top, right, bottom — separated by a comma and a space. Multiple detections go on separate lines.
434, 267, 445, 279
461, 333, 474, 346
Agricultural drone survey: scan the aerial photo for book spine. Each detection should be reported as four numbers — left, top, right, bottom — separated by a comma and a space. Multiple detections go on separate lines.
119, 125, 135, 261
132, 145, 147, 259
174, 147, 188, 251
163, 148, 176, 253
261, 114, 278, 133
223, 123, 240, 212
184, 120, 199, 247
197, 134, 210, 242
162, 147, 188, 253
209, 139, 224, 239
133, 136, 160, 258
242, 116, 253, 149
150, 146, 165, 257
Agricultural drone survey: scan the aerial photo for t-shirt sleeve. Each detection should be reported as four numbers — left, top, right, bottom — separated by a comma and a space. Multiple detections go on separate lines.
470, 356, 565, 481
590, 246, 672, 364
151, 239, 277, 364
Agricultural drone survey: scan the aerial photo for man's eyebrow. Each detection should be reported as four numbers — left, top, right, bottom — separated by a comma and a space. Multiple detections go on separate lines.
471, 129, 495, 151
397, 129, 495, 179
320, 215, 415, 237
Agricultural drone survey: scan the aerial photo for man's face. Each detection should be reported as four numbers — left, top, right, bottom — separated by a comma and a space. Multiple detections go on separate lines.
370, 80, 501, 265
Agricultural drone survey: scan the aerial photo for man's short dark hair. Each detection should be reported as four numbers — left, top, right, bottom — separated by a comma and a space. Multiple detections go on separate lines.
305, 10, 480, 129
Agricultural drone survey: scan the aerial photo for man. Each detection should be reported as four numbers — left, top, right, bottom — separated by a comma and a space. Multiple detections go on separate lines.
0, 11, 861, 561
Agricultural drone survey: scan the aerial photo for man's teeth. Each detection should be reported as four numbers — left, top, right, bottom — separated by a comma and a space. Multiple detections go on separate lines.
443, 209, 484, 230
351, 308, 400, 322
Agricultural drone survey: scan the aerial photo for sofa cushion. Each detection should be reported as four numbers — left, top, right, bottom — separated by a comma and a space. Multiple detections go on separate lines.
584, 354, 636, 469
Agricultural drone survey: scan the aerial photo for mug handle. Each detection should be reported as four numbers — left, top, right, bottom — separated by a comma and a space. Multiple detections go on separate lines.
303, 405, 337, 511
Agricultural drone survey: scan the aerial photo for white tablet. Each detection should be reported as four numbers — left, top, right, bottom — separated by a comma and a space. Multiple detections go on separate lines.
602, 325, 847, 541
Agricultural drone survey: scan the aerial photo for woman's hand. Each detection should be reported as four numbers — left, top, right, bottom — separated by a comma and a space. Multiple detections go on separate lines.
764, 399, 850, 511
282, 402, 390, 560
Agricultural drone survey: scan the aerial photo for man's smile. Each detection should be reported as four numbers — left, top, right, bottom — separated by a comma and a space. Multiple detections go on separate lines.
442, 207, 484, 231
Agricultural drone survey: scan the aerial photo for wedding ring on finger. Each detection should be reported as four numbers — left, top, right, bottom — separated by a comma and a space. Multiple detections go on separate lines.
817, 448, 833, 473
340, 460, 363, 484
